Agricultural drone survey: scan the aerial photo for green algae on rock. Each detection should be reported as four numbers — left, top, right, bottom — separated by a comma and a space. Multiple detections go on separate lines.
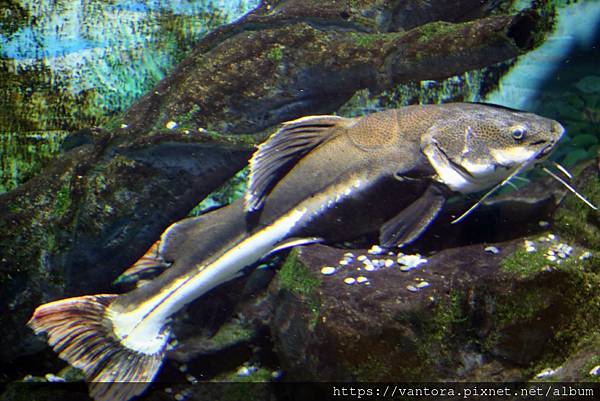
277, 248, 322, 330
0, 131, 68, 193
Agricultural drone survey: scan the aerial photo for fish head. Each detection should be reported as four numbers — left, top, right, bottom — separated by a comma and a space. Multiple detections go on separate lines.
421, 103, 565, 194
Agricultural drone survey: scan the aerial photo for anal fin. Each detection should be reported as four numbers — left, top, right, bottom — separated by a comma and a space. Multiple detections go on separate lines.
379, 184, 446, 248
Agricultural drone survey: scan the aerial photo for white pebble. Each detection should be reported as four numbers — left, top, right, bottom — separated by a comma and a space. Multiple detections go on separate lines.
368, 245, 384, 255
526, 246, 537, 253
357, 255, 367, 261
164, 388, 173, 394
356, 276, 369, 284
580, 251, 592, 261
320, 266, 336, 275
406, 285, 418, 292
589, 365, 600, 376
178, 364, 188, 372
484, 246, 500, 254
120, 123, 128, 129
186, 374, 198, 384
385, 259, 394, 267
400, 265, 414, 272
548, 234, 556, 241
166, 120, 178, 129
174, 394, 185, 401
44, 373, 65, 383
416, 281, 430, 289
237, 366, 251, 376
344, 252, 355, 258
558, 244, 573, 256
338, 259, 349, 266
364, 264, 375, 272
538, 220, 550, 228
546, 255, 557, 262
397, 254, 427, 269
344, 277, 356, 285
534, 368, 557, 379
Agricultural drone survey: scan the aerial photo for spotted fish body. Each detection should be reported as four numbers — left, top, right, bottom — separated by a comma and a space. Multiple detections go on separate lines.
29, 103, 564, 401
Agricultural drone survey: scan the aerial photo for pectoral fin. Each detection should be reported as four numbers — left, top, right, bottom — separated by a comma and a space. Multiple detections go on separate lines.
379, 184, 446, 248
267, 237, 323, 256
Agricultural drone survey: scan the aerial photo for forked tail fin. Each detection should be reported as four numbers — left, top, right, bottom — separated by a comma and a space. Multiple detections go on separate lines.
28, 294, 168, 401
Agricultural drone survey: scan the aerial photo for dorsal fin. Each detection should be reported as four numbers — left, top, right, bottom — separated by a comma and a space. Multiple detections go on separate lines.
245, 115, 355, 213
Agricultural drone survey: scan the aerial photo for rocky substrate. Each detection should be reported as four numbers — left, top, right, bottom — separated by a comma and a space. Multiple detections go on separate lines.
260, 164, 600, 386
0, 0, 552, 366
268, 238, 597, 382
2, 165, 599, 401
160, 163, 600, 400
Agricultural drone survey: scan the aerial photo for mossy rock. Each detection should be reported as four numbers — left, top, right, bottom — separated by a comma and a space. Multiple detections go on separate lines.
267, 237, 600, 383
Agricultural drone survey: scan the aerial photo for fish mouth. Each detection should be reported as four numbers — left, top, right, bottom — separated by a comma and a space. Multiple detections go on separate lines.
535, 142, 555, 160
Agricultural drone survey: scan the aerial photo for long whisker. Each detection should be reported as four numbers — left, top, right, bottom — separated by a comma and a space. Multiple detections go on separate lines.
506, 181, 519, 191
512, 176, 530, 183
553, 161, 573, 180
542, 167, 598, 210
451, 161, 533, 224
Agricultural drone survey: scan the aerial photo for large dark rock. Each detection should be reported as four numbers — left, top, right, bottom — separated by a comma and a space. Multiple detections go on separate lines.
266, 240, 599, 382
263, 164, 600, 383
0, 131, 251, 364
120, 6, 546, 136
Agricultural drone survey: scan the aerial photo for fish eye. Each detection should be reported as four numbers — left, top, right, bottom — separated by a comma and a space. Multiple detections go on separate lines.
511, 126, 527, 141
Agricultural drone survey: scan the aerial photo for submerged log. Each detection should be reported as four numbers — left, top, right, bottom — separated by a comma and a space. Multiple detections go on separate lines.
120, 5, 545, 136
0, 0, 550, 364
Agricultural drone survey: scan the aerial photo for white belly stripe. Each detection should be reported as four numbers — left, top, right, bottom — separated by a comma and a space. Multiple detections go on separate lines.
112, 208, 308, 353
111, 173, 370, 355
